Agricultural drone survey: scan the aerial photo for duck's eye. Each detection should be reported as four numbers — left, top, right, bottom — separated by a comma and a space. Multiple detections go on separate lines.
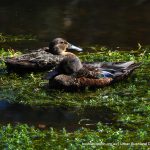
64, 42, 67, 44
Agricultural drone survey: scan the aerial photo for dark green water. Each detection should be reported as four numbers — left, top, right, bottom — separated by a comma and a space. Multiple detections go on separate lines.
0, 100, 118, 131
1, 0, 150, 49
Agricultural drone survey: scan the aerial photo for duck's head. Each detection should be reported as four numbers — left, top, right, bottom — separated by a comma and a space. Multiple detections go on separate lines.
49, 38, 82, 55
45, 38, 83, 80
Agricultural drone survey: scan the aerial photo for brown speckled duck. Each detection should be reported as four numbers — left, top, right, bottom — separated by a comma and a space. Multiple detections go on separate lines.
5, 38, 82, 73
45, 38, 141, 90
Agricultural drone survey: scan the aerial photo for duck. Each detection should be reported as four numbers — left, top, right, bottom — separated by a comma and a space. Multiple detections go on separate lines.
5, 38, 82, 73
45, 38, 141, 90
5, 37, 141, 89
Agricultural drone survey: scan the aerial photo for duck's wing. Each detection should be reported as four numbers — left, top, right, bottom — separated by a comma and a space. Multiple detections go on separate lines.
72, 65, 102, 79
5, 48, 64, 73
81, 61, 141, 80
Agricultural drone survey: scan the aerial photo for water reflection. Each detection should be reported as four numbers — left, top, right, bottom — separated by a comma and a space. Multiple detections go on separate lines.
0, 0, 150, 49
0, 100, 117, 131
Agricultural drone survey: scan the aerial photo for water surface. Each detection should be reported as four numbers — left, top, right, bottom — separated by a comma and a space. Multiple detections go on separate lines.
1, 0, 150, 49
0, 100, 118, 131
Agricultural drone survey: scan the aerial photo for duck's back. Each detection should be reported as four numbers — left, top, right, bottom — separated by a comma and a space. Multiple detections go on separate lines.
49, 61, 141, 90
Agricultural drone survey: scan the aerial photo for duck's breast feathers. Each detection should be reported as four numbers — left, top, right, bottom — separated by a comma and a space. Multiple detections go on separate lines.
52, 74, 113, 89
59, 55, 83, 74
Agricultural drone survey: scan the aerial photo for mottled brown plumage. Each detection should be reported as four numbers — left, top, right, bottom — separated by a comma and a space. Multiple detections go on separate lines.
5, 38, 82, 73
4, 37, 141, 90
49, 74, 113, 89
6, 48, 64, 73
48, 62, 141, 90
46, 40, 141, 89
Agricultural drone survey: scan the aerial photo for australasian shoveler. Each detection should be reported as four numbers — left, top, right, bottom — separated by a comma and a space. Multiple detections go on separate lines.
5, 37, 141, 89
45, 38, 141, 90
5, 38, 82, 73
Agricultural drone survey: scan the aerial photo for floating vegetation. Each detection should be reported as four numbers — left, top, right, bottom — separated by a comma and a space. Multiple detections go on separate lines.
0, 33, 37, 43
0, 47, 150, 149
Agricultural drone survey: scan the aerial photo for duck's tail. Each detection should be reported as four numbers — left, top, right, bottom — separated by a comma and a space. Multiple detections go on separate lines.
110, 61, 141, 81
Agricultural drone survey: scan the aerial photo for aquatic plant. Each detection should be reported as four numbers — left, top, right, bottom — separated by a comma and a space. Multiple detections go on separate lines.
0, 46, 150, 149
0, 33, 37, 43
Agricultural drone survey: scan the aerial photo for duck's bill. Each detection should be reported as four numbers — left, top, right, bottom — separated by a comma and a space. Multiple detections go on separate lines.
68, 43, 83, 52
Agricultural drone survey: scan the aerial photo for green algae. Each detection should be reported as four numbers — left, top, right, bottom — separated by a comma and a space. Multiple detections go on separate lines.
0, 124, 149, 150
0, 33, 37, 43
0, 46, 150, 149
